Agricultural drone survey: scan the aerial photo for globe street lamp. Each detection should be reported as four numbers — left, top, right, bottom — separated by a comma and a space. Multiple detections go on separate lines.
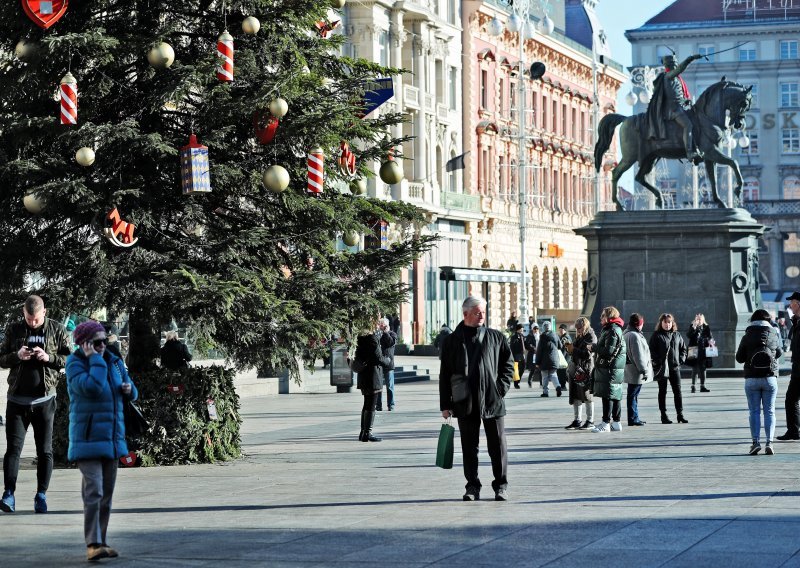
488, 0, 552, 324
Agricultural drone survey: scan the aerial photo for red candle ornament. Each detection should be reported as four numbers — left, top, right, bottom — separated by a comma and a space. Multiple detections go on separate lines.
216, 30, 233, 82
59, 72, 77, 125
307, 147, 324, 194
338, 141, 356, 176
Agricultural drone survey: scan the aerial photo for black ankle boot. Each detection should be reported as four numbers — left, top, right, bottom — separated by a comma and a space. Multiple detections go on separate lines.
661, 412, 673, 424
677, 414, 689, 424
363, 411, 382, 442
358, 411, 368, 441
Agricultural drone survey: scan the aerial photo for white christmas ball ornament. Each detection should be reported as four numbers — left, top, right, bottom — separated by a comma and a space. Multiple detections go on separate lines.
23, 194, 43, 214
147, 42, 175, 69
379, 160, 404, 185
343, 231, 360, 247
75, 147, 96, 167
242, 16, 261, 35
15, 40, 35, 61
331, 0, 346, 8
269, 98, 289, 119
263, 165, 290, 192
507, 14, 522, 33
488, 17, 504, 37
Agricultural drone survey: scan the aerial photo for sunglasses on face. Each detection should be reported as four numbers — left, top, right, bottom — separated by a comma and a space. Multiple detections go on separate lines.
92, 338, 109, 349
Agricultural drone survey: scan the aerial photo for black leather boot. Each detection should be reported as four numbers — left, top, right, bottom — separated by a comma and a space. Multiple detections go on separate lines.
676, 414, 689, 424
358, 410, 368, 441
661, 412, 673, 424
363, 411, 382, 442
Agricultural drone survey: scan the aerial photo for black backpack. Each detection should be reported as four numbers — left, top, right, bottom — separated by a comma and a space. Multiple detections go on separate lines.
749, 339, 774, 377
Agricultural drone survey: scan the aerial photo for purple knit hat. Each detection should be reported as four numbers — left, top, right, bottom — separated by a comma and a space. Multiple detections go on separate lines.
73, 320, 106, 345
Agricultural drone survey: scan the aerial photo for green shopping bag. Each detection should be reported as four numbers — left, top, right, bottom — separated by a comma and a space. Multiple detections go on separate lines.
436, 420, 455, 469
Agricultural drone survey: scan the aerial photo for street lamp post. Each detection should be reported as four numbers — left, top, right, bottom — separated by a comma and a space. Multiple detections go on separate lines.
489, 1, 552, 324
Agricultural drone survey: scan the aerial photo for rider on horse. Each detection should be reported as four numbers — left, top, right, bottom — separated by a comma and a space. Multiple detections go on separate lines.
645, 53, 704, 163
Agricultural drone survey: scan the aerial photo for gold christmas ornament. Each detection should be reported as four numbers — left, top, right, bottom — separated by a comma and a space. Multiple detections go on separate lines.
75, 147, 95, 167
269, 97, 288, 119
379, 159, 404, 185
342, 231, 360, 247
349, 177, 367, 195
263, 165, 290, 192
242, 16, 261, 35
331, 0, 347, 8
23, 193, 43, 214
147, 42, 175, 69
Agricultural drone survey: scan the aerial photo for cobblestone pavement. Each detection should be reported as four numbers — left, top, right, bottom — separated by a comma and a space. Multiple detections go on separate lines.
2, 366, 800, 567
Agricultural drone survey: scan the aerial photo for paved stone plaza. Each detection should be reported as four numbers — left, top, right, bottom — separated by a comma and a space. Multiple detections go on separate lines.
2, 358, 800, 567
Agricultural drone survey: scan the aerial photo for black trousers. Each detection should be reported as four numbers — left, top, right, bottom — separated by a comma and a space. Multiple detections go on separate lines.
785, 373, 800, 436
4, 398, 56, 494
691, 362, 707, 386
457, 415, 508, 492
361, 389, 378, 411
658, 368, 683, 415
602, 397, 621, 423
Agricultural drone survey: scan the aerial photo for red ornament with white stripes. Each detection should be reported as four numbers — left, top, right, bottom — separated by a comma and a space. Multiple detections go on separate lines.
338, 141, 356, 176
307, 147, 324, 194
60, 72, 77, 125
216, 30, 234, 82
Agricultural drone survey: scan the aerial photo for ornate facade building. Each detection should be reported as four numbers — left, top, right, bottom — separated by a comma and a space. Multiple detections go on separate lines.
626, 0, 800, 308
461, 0, 626, 330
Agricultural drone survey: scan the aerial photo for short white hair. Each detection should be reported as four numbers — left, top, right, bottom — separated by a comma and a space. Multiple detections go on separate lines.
165, 330, 179, 341
379, 317, 390, 327
462, 295, 487, 312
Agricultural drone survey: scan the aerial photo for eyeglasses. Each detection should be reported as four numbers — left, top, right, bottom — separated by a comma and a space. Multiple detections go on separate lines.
92, 338, 109, 349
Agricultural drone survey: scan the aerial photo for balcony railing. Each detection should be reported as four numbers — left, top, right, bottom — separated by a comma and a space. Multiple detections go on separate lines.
424, 93, 434, 111
404, 85, 420, 109
744, 200, 800, 216
437, 103, 449, 121
441, 191, 481, 213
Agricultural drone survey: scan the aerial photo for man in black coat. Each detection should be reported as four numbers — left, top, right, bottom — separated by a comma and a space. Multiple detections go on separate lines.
375, 318, 397, 411
778, 292, 800, 441
439, 295, 514, 502
509, 324, 525, 389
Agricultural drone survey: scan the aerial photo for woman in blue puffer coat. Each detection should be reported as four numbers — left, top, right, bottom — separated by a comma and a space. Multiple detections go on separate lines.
65, 320, 138, 562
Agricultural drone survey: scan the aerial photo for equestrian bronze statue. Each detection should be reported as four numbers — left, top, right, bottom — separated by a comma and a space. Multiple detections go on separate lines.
594, 54, 753, 211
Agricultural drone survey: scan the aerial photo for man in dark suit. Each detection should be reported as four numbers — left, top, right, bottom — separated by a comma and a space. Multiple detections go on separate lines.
439, 295, 514, 501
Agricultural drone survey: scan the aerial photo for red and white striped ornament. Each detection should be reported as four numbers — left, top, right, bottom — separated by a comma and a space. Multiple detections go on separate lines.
307, 147, 324, 194
59, 72, 77, 125
338, 141, 356, 176
216, 30, 234, 82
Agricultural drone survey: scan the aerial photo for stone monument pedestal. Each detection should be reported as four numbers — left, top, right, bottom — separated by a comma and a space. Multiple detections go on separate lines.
575, 209, 765, 369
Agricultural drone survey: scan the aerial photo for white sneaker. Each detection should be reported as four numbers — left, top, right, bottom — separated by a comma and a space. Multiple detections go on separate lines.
591, 422, 610, 433
610, 421, 623, 432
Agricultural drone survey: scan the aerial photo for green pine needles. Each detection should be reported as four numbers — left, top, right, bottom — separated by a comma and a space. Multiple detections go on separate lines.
0, 1, 435, 375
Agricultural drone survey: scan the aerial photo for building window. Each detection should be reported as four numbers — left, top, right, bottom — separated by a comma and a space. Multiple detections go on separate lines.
742, 177, 760, 202
552, 99, 558, 132
541, 96, 548, 130
781, 83, 799, 107
448, 0, 457, 25
571, 108, 577, 139
378, 30, 390, 67
580, 111, 586, 145
739, 43, 756, 61
561, 103, 567, 136
748, 83, 759, 108
435, 60, 445, 104
784, 176, 800, 199
780, 40, 798, 60
449, 67, 457, 110
783, 128, 800, 154
698, 44, 715, 62
510, 83, 517, 121
480, 69, 488, 109
741, 129, 759, 155
498, 78, 505, 115
449, 153, 457, 192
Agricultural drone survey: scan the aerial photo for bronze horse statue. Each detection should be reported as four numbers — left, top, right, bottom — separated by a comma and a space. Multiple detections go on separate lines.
594, 79, 753, 211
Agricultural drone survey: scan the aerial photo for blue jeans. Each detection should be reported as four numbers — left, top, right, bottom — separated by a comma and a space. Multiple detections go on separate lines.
744, 377, 778, 443
375, 370, 395, 410
541, 369, 560, 394
627, 384, 643, 424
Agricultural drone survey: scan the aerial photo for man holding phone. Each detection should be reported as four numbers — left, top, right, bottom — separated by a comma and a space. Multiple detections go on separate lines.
0, 295, 71, 513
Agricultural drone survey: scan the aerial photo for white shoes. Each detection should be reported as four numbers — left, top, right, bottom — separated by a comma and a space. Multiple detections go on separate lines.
610, 421, 623, 432
591, 422, 610, 433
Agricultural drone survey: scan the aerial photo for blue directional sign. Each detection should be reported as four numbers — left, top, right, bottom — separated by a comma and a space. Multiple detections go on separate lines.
360, 77, 394, 117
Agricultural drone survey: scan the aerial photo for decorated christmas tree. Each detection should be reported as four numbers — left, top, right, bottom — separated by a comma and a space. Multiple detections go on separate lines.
0, 1, 431, 375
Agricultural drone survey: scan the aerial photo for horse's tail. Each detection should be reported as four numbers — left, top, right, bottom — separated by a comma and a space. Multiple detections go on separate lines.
594, 113, 627, 172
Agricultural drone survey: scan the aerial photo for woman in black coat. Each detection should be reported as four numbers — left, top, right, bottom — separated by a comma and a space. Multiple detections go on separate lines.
353, 324, 391, 442
649, 313, 688, 424
566, 317, 596, 430
687, 313, 713, 393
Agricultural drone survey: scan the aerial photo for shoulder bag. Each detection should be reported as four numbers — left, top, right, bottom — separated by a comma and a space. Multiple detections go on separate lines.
114, 360, 149, 438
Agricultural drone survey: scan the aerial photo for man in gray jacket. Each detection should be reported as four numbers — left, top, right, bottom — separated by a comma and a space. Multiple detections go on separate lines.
439, 296, 514, 502
623, 313, 653, 427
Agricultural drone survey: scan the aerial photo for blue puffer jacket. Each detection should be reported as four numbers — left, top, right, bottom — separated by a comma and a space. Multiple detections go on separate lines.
65, 350, 138, 462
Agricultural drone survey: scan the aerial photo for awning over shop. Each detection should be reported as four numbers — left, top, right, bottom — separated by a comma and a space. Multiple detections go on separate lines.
440, 266, 523, 284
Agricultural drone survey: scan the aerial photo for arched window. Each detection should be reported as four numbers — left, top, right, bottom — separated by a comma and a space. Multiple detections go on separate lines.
562, 269, 570, 310
572, 268, 580, 308
553, 267, 560, 308
531, 266, 540, 311
784, 176, 800, 199
542, 267, 550, 309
